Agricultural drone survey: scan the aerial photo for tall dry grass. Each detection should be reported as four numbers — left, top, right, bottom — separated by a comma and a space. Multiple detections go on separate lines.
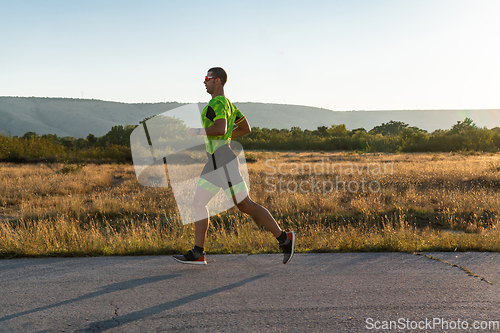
1, 151, 500, 257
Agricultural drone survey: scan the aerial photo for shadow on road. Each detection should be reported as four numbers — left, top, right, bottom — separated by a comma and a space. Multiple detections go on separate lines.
0, 274, 181, 323
78, 273, 268, 332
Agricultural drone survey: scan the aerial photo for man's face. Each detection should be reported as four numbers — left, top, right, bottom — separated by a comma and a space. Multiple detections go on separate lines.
204, 71, 217, 94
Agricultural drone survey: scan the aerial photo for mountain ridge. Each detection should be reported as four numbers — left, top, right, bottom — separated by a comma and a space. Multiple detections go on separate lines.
1, 96, 499, 138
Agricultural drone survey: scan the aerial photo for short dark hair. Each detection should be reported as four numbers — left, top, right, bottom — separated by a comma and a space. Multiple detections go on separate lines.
208, 67, 227, 86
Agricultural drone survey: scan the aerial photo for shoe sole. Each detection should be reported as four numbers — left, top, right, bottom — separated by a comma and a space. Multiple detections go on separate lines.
284, 231, 295, 264
173, 256, 207, 265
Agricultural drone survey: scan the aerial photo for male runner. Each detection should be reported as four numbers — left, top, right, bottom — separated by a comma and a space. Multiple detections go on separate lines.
173, 67, 295, 265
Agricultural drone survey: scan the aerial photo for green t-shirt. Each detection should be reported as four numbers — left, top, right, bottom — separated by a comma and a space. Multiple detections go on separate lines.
201, 96, 245, 154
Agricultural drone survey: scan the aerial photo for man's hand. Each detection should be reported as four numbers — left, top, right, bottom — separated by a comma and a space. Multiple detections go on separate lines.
188, 128, 199, 137
189, 120, 227, 137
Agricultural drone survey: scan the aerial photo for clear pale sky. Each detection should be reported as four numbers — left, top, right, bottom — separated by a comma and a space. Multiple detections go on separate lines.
1, 0, 499, 111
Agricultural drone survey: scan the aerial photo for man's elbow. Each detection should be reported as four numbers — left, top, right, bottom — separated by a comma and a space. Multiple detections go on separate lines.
218, 127, 227, 136
214, 123, 227, 136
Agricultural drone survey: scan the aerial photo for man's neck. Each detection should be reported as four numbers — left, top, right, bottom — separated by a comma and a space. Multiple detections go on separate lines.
211, 88, 225, 99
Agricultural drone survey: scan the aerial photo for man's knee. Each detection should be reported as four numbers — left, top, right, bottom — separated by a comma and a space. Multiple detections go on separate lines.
236, 198, 255, 214
193, 198, 208, 211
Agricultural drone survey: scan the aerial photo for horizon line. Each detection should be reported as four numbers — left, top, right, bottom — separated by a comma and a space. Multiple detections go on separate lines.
0, 95, 499, 113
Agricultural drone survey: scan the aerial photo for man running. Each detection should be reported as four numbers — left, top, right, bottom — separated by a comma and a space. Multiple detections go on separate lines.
173, 67, 295, 265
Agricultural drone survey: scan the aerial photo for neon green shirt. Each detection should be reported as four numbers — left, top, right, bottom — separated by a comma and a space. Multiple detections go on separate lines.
201, 96, 245, 154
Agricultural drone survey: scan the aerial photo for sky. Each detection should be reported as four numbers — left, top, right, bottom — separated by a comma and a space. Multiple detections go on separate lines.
1, 0, 499, 111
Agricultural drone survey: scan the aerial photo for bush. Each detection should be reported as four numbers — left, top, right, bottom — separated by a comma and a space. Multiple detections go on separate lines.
3, 117, 499, 162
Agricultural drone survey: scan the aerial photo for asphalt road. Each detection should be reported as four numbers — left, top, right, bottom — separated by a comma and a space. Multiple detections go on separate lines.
0, 252, 499, 332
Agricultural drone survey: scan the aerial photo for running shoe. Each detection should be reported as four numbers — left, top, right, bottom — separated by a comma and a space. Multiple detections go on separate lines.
279, 231, 295, 264
173, 249, 207, 265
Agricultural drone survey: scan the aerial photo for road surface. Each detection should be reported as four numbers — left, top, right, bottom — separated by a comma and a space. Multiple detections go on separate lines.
0, 252, 499, 332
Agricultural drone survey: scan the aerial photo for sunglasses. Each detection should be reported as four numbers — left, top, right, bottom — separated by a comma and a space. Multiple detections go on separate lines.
204, 76, 217, 82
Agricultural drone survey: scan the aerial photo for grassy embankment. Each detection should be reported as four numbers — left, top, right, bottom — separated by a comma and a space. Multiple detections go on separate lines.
1, 151, 500, 258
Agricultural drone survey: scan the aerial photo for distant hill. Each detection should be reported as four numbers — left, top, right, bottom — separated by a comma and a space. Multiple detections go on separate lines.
0, 97, 183, 138
1, 97, 499, 138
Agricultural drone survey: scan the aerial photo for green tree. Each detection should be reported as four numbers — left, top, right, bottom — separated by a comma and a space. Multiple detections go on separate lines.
492, 134, 500, 149
22, 132, 39, 140
99, 125, 138, 147
370, 120, 409, 136
86, 133, 97, 144
450, 117, 477, 134
328, 124, 348, 137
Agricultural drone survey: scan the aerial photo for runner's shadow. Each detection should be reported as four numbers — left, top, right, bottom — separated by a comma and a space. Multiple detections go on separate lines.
78, 273, 268, 332
0, 274, 180, 323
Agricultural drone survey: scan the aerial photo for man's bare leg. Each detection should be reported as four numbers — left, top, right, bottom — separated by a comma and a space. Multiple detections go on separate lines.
192, 186, 215, 249
194, 218, 209, 249
234, 191, 282, 238
173, 186, 214, 265
233, 190, 294, 264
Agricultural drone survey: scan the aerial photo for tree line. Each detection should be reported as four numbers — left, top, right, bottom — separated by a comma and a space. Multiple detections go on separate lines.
1, 118, 499, 163
0, 125, 137, 163
235, 118, 500, 153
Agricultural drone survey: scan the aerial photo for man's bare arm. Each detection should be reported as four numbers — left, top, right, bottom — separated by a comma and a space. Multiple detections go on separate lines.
231, 118, 251, 138
188, 119, 227, 137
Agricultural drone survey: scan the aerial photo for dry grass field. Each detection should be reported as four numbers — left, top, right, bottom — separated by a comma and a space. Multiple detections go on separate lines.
1, 151, 500, 258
